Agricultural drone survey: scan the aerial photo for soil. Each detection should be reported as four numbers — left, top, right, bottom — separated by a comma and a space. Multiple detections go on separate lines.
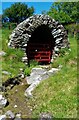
3, 78, 33, 118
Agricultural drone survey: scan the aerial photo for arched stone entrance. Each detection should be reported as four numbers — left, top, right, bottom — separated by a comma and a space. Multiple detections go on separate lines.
26, 25, 55, 63
8, 14, 69, 65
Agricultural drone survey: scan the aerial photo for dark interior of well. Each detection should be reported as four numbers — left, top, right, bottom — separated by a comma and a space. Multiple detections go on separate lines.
26, 25, 55, 64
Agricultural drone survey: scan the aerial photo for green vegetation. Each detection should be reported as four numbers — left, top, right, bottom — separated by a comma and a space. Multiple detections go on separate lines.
1, 2, 78, 118
47, 2, 79, 24
65, 23, 79, 38
0, 29, 2, 50
2, 28, 77, 118
2, 29, 40, 82
2, 29, 12, 51
27, 36, 77, 118
24, 60, 38, 76
0, 29, 2, 86
2, 2, 34, 24
24, 67, 31, 76
2, 29, 26, 82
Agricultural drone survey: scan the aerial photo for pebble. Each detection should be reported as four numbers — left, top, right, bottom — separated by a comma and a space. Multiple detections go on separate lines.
0, 115, 6, 120
19, 68, 23, 71
21, 82, 24, 85
5, 110, 15, 119
39, 112, 53, 120
20, 74, 24, 79
0, 51, 6, 56
15, 89, 18, 92
2, 71, 11, 75
0, 94, 7, 108
14, 105, 17, 108
16, 113, 21, 118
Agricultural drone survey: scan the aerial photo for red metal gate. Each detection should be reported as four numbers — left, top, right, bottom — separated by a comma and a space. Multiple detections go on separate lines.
27, 43, 52, 63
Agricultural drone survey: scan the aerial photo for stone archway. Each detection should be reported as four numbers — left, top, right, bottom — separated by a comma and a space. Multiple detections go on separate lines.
8, 14, 69, 64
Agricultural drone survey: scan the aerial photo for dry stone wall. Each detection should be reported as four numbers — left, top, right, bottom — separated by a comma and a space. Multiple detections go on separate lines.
8, 14, 69, 54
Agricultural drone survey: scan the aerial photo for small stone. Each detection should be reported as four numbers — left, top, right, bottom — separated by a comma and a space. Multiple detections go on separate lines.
15, 89, 18, 92
55, 54, 59, 57
21, 82, 24, 85
54, 47, 59, 52
22, 57, 27, 62
23, 44, 27, 47
39, 112, 53, 120
5, 110, 15, 119
14, 105, 17, 108
2, 71, 11, 75
0, 94, 7, 108
0, 51, 6, 56
30, 108, 33, 111
51, 58, 54, 62
25, 62, 28, 65
21, 74, 24, 79
19, 68, 23, 71
48, 68, 59, 76
0, 115, 6, 120
58, 65, 62, 69
24, 89, 33, 98
16, 113, 21, 118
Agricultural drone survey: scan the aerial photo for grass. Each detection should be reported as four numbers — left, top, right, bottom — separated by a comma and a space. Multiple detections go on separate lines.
26, 36, 77, 118
1, 28, 77, 118
2, 48, 25, 82
0, 29, 2, 86
2, 29, 39, 82
2, 29, 28, 82
0, 29, 2, 50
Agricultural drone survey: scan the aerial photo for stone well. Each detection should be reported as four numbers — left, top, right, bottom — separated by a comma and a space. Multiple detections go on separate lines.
8, 14, 69, 64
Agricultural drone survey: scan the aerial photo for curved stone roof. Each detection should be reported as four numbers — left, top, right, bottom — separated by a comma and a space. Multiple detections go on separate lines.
8, 14, 69, 50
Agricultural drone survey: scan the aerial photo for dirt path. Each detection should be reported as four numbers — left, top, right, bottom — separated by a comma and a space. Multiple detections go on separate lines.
3, 78, 33, 118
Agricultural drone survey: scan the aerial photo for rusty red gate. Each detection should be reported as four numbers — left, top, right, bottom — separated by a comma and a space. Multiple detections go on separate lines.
27, 43, 52, 63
